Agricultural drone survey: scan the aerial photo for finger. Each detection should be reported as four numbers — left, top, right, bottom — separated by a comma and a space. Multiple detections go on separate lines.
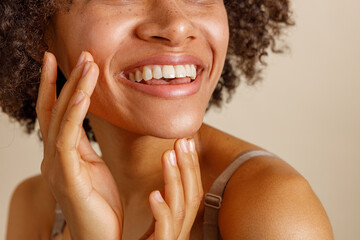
174, 138, 202, 238
36, 51, 57, 145
56, 62, 99, 156
149, 190, 175, 240
56, 89, 89, 153
162, 150, 185, 235
55, 62, 99, 179
47, 51, 94, 154
187, 138, 204, 200
55, 97, 89, 181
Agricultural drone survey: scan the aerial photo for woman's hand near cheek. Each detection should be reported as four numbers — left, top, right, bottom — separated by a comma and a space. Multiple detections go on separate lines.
37, 51, 123, 240
147, 138, 204, 240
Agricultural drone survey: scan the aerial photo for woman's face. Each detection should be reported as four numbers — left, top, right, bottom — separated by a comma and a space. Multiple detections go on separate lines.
48, 0, 229, 139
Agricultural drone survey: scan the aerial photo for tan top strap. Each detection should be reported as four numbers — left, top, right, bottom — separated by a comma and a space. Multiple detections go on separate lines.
202, 150, 280, 240
50, 203, 66, 240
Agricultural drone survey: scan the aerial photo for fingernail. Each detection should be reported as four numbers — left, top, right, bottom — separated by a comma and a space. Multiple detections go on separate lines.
169, 150, 177, 166
82, 61, 90, 77
76, 51, 86, 66
180, 138, 189, 153
74, 90, 85, 105
189, 139, 195, 152
154, 191, 164, 202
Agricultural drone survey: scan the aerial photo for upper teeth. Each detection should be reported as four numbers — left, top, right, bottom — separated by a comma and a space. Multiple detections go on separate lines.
127, 64, 197, 82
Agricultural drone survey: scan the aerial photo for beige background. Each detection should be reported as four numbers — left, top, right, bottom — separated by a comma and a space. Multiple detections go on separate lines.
1, 0, 359, 239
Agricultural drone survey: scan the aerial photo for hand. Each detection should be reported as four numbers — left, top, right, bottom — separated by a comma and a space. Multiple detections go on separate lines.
146, 138, 204, 240
37, 51, 123, 240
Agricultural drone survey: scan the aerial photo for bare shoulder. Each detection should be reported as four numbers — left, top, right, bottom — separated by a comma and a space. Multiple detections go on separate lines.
6, 174, 56, 240
217, 154, 334, 239
198, 124, 334, 239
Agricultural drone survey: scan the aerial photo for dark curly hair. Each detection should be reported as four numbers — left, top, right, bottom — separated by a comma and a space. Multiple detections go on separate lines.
0, 0, 294, 142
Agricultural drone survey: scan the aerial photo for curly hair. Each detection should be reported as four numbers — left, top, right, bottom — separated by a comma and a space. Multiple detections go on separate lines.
0, 0, 294, 142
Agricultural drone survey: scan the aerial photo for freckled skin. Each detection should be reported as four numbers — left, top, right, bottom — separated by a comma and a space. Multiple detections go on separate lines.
48, 0, 229, 139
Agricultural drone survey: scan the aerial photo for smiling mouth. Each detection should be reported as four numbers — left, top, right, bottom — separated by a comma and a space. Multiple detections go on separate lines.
119, 64, 203, 85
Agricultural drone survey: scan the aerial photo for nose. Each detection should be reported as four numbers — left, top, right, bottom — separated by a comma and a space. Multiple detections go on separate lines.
135, 0, 197, 47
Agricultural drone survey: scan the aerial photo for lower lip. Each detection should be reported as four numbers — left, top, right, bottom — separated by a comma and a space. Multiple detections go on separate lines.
116, 71, 203, 98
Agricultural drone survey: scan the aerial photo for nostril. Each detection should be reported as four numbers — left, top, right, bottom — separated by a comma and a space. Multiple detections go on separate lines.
153, 36, 165, 40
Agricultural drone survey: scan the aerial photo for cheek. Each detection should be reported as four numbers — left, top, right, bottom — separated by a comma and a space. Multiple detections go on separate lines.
195, 9, 229, 93
202, 17, 229, 49
196, 6, 229, 54
78, 14, 130, 67
53, 10, 126, 75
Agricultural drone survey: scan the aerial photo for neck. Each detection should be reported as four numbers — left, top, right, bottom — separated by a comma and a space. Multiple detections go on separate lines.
87, 113, 201, 205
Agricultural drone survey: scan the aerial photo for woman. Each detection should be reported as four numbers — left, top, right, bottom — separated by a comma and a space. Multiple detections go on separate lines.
1, 0, 334, 239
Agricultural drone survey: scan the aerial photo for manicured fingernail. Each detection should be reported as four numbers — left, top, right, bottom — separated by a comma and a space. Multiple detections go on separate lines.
189, 139, 195, 152
169, 150, 177, 166
82, 61, 90, 77
154, 191, 164, 202
74, 90, 85, 105
76, 51, 86, 66
180, 138, 189, 153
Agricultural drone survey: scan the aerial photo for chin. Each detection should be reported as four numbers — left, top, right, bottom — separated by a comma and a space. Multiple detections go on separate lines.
144, 113, 204, 139
139, 102, 207, 139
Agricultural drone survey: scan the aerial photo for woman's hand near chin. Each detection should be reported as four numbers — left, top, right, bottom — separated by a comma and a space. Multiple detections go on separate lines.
37, 51, 123, 240
144, 138, 204, 240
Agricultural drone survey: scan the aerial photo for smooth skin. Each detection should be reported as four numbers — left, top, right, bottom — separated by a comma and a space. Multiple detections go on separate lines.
6, 0, 334, 239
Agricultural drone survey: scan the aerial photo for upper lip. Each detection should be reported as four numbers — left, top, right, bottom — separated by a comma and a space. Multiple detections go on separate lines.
122, 54, 206, 75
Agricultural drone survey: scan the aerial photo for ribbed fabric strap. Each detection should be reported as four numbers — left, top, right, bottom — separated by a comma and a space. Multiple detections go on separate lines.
202, 150, 280, 240
50, 203, 66, 240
